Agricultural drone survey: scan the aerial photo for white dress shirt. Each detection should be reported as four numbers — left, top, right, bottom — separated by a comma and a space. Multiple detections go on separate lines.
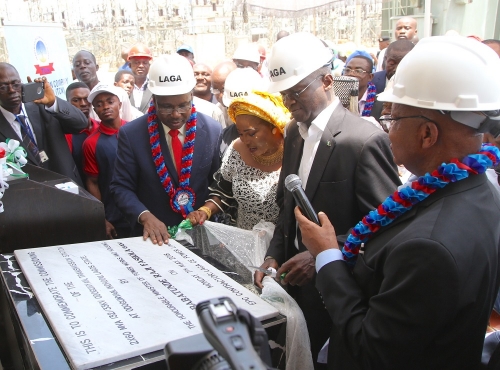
294, 99, 339, 248
297, 99, 339, 189
132, 79, 149, 109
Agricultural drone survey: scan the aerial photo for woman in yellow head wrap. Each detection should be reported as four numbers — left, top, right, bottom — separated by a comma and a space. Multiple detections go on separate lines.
187, 91, 290, 230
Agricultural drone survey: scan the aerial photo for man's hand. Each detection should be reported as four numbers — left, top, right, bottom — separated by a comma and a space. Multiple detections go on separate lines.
27, 76, 56, 108
253, 258, 279, 289
294, 207, 339, 258
186, 210, 208, 226
105, 220, 117, 239
277, 251, 316, 286
139, 212, 170, 245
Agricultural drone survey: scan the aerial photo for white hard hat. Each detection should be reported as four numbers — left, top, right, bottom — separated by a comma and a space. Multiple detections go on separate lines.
267, 32, 333, 93
148, 54, 196, 96
88, 84, 123, 103
222, 68, 265, 107
378, 36, 500, 112
233, 44, 261, 64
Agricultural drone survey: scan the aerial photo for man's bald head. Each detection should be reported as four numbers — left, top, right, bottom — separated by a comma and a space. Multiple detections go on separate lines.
483, 39, 500, 58
395, 17, 418, 42
212, 61, 237, 81
0, 62, 18, 74
277, 30, 290, 41
211, 61, 237, 105
0, 63, 22, 114
385, 39, 415, 79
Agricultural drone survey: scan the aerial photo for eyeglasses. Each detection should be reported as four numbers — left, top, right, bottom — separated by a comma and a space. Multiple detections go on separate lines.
211, 87, 224, 95
155, 100, 192, 115
281, 75, 325, 102
379, 115, 439, 130
0, 82, 22, 92
342, 67, 369, 76
234, 62, 258, 71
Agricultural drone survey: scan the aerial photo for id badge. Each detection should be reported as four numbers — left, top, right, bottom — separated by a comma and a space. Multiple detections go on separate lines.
38, 150, 49, 163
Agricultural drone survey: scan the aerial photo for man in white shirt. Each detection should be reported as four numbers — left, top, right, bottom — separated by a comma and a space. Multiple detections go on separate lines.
253, 33, 400, 369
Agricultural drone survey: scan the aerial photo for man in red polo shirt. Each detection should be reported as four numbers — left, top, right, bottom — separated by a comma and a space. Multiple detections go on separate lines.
65, 82, 99, 186
83, 85, 128, 239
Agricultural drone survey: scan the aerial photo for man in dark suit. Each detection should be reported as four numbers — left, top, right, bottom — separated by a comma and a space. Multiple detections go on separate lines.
0, 63, 87, 185
254, 33, 401, 368
111, 54, 221, 244
295, 36, 500, 370
372, 39, 415, 95
370, 40, 415, 125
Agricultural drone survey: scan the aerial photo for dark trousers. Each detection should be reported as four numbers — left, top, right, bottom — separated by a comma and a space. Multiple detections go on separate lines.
290, 280, 331, 370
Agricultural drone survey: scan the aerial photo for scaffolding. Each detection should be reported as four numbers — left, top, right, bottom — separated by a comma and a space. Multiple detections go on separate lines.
0, 0, 385, 69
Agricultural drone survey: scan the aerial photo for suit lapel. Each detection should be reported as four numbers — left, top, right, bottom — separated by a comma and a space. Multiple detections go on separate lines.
192, 114, 205, 174
0, 110, 21, 143
140, 90, 152, 112
304, 105, 344, 200
0, 106, 40, 165
283, 121, 304, 176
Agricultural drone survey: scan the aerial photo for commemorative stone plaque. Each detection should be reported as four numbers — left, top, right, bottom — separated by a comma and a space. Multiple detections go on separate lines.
14, 237, 278, 370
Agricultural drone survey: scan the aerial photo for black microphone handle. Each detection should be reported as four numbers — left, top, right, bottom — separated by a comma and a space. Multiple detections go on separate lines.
291, 188, 321, 225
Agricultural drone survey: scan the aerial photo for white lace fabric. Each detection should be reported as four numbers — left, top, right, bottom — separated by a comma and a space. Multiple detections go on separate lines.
218, 143, 280, 230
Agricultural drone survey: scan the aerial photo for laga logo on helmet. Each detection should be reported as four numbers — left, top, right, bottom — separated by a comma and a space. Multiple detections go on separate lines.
159, 75, 182, 82
230, 91, 249, 98
270, 67, 286, 78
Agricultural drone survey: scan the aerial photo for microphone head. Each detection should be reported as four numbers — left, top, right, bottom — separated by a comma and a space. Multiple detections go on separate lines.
285, 174, 302, 192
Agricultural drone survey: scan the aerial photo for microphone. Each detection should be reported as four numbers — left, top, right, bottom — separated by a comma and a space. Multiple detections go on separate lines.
284, 174, 320, 225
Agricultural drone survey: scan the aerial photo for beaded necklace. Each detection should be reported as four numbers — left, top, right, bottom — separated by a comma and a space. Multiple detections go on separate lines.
342, 144, 500, 267
147, 101, 197, 217
361, 81, 377, 117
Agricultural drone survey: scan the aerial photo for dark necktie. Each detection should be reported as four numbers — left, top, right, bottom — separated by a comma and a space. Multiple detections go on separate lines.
168, 129, 182, 175
16, 115, 41, 166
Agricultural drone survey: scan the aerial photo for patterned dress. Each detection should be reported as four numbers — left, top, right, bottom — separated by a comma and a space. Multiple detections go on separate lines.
208, 143, 280, 230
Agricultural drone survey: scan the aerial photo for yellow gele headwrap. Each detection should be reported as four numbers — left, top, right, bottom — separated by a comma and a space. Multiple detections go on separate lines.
228, 91, 291, 134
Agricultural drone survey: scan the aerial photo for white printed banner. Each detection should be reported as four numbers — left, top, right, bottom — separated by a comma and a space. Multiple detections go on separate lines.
4, 21, 73, 99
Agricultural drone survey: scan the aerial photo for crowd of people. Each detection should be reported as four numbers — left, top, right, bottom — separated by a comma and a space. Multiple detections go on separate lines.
1, 16, 500, 370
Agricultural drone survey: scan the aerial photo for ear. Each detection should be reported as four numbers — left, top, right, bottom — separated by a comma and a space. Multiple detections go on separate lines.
323, 73, 334, 91
96, 64, 100, 71
420, 121, 439, 149
118, 101, 123, 110
368, 72, 374, 81
114, 82, 118, 87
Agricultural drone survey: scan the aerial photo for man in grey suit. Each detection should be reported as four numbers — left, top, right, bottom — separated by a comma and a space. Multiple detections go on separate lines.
254, 33, 401, 369
128, 43, 153, 113
0, 63, 87, 185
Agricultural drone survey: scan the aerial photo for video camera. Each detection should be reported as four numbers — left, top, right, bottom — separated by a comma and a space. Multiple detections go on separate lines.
165, 297, 275, 370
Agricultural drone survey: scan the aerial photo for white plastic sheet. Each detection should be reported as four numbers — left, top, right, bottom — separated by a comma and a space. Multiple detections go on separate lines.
200, 221, 314, 370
